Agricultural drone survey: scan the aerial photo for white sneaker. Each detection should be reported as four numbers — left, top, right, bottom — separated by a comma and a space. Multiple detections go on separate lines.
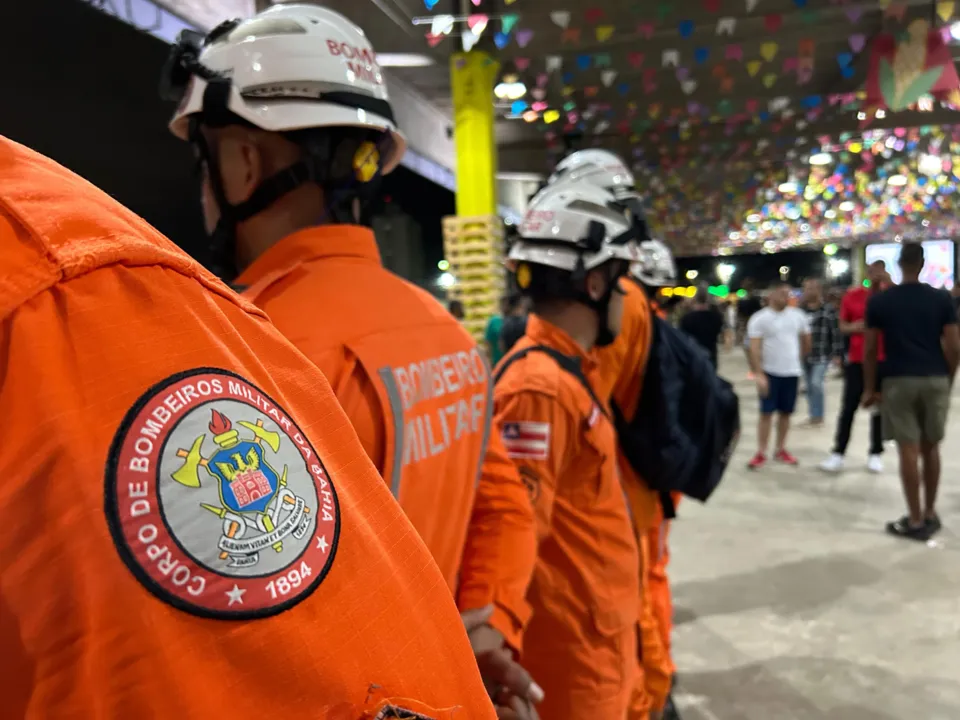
867, 454, 884, 474
820, 453, 845, 473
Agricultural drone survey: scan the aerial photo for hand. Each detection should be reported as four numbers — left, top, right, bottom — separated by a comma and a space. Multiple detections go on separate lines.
860, 391, 880, 408
755, 374, 769, 398
461, 607, 543, 720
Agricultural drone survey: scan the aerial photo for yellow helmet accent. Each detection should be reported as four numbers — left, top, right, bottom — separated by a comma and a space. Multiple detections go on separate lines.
353, 141, 380, 183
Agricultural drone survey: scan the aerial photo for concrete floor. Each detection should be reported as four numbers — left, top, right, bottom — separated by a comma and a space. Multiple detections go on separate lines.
670, 350, 960, 720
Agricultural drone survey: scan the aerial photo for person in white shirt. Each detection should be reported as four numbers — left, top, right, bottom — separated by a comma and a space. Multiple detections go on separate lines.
746, 283, 812, 469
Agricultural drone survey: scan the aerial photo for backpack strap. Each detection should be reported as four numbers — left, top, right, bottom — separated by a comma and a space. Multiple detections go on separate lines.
494, 345, 609, 420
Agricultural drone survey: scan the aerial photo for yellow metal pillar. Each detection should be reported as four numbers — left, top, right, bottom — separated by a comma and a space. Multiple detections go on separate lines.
853, 245, 866, 286
450, 51, 499, 215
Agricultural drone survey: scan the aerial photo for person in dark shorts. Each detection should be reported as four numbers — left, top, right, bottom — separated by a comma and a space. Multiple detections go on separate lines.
864, 242, 960, 541
680, 286, 725, 369
746, 283, 812, 469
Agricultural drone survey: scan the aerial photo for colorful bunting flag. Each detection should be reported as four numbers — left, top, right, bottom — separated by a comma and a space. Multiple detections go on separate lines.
695, 46, 710, 63
424, 0, 439, 10
937, 1, 955, 21
596, 25, 614, 42
561, 28, 581, 44
494, 32, 509, 49
746, 0, 760, 12
638, 23, 655, 39
849, 33, 866, 53
426, 32, 444, 47
628, 52, 645, 68
501, 14, 519, 34
679, 20, 695, 38
717, 17, 736, 35
467, 14, 488, 34
726, 44, 744, 61
515, 57, 530, 71
663, 49, 680, 67
704, 0, 721, 12
682, 79, 698, 94
761, 42, 779, 61
845, 6, 862, 23
747, 60, 762, 76
594, 53, 612, 67
550, 11, 570, 29
430, 15, 454, 36
602, 69, 618, 87
764, 14, 782, 32
546, 55, 563, 72
783, 56, 798, 72
576, 54, 591, 70
461, 29, 479, 52
585, 8, 604, 24
516, 29, 533, 47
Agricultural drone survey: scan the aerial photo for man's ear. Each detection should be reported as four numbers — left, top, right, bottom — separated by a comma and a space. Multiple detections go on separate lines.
216, 130, 264, 206
585, 267, 606, 302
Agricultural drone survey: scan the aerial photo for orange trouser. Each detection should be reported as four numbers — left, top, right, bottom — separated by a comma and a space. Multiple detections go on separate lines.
648, 495, 680, 675
628, 534, 673, 719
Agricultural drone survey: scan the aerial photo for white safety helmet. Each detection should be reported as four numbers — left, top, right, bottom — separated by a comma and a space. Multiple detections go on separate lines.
162, 3, 405, 172
548, 149, 636, 200
510, 182, 640, 273
632, 239, 677, 288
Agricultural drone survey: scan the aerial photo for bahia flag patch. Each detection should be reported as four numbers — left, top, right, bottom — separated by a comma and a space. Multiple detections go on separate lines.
501, 421, 551, 460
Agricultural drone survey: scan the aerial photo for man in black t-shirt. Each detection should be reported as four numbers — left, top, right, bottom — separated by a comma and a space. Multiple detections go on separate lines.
681, 288, 724, 369
864, 242, 960, 541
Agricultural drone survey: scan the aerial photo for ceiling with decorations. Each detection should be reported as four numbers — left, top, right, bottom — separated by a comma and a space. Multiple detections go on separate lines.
318, 0, 960, 255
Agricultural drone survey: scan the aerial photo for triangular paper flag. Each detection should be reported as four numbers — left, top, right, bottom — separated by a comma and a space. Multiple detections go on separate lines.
595, 120, 610, 134
585, 86, 599, 97
532, 88, 546, 101
695, 46, 710, 63
679, 20, 695, 38
594, 53, 612, 67
663, 49, 680, 67
545, 55, 563, 72
677, 67, 690, 81
576, 54, 592, 70
745, 99, 759, 113
798, 38, 815, 56
470, 0, 481, 6
783, 57, 798, 72
516, 29, 534, 47
713, 63, 728, 77
493, 32, 509, 49
682, 80, 698, 95
721, 76, 735, 92
431, 14, 454, 36
937, 1, 954, 21
461, 29, 479, 52
537, 73, 548, 87
515, 57, 531, 71
596, 25, 614, 42
848, 33, 865, 53
561, 28, 581, 44
628, 51, 645, 68
845, 6, 862, 23
885, 3, 907, 20
726, 44, 743, 61
761, 42, 778, 61
426, 32, 444, 47
618, 82, 630, 96
585, 8, 604, 24
501, 14, 519, 34
764, 13, 782, 32
505, 0, 518, 4
424, 0, 439, 9
550, 11, 571, 28
602, 70, 618, 87
717, 17, 736, 35
638, 23, 655, 39
467, 14, 488, 35
746, 0, 760, 11
763, 73, 777, 88
747, 60, 762, 76
705, 0, 721, 12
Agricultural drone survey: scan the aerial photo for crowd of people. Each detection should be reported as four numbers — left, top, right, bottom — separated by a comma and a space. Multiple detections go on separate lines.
672, 252, 959, 543
2, 4, 956, 719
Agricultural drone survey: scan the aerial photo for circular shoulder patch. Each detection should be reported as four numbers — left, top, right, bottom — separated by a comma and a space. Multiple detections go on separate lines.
105, 368, 340, 619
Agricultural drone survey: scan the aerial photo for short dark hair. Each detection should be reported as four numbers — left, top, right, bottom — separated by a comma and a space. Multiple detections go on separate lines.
899, 242, 924, 270
448, 299, 465, 319
869, 259, 886, 271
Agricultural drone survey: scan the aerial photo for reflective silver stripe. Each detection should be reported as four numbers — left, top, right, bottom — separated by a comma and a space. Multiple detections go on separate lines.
473, 354, 494, 487
378, 366, 406, 498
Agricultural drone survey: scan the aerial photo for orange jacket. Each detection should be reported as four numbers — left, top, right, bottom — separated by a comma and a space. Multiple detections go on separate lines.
493, 315, 639, 719
597, 279, 674, 712
0, 138, 494, 719
236, 227, 536, 648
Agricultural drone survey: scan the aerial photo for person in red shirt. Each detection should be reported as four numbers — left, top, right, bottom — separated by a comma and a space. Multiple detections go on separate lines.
820, 260, 889, 473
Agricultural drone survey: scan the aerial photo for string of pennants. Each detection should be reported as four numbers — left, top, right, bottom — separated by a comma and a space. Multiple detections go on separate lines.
419, 0, 945, 53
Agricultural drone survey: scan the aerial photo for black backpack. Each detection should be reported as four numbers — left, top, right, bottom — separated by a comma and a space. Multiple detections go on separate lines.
611, 305, 740, 518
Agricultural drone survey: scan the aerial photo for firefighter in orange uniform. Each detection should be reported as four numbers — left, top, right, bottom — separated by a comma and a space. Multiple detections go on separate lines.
546, 150, 676, 719
491, 180, 643, 719
0, 137, 498, 718
161, 6, 539, 713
